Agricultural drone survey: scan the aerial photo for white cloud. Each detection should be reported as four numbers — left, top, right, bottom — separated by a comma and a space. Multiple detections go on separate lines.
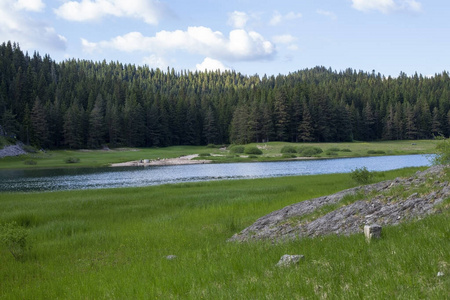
196, 57, 230, 72
143, 54, 169, 70
317, 9, 337, 20
351, 0, 422, 14
272, 34, 297, 44
0, 0, 66, 51
228, 11, 249, 29
14, 0, 45, 12
82, 27, 276, 62
269, 11, 302, 26
54, 0, 170, 24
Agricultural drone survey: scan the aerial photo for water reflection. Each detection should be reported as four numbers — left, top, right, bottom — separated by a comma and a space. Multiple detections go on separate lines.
0, 155, 431, 192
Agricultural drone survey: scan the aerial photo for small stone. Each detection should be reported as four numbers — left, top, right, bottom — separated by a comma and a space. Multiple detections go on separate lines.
166, 255, 177, 260
364, 224, 382, 241
437, 271, 444, 277
276, 254, 304, 267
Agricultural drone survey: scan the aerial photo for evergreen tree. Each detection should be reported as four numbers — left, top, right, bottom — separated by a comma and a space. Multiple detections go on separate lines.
30, 96, 49, 147
88, 94, 106, 148
298, 100, 314, 142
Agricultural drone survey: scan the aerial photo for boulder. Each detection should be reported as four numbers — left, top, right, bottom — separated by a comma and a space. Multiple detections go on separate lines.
276, 254, 304, 267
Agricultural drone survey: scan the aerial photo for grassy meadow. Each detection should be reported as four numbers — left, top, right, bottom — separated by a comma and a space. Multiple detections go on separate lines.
1, 167, 448, 299
0, 139, 438, 169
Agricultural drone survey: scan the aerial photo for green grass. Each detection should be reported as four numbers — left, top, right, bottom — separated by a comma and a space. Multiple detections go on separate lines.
1, 166, 448, 299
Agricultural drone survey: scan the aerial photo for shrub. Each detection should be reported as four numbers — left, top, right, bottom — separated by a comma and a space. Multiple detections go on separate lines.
327, 147, 340, 152
280, 145, 297, 154
244, 146, 263, 155
282, 153, 297, 158
432, 137, 450, 165
298, 146, 323, 157
206, 144, 222, 148
198, 153, 211, 157
248, 155, 258, 159
367, 150, 386, 155
22, 145, 38, 153
65, 157, 80, 164
229, 145, 245, 154
24, 160, 37, 165
325, 151, 338, 156
0, 222, 29, 260
350, 167, 374, 184
340, 148, 352, 152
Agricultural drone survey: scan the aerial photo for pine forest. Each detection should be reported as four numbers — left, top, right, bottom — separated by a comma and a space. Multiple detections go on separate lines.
1, 41, 449, 149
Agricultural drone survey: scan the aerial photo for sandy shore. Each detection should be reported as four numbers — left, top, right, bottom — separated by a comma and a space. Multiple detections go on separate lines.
110, 154, 211, 167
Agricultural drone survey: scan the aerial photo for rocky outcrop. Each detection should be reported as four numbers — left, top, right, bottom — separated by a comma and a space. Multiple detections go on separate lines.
0, 144, 27, 158
229, 165, 449, 242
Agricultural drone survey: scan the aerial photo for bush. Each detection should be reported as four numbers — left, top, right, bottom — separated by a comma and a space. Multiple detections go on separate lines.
248, 155, 258, 159
298, 146, 323, 157
22, 145, 38, 153
280, 145, 297, 154
206, 144, 222, 148
432, 137, 450, 165
340, 148, 352, 152
282, 153, 297, 158
327, 147, 341, 152
0, 222, 29, 260
244, 146, 263, 155
24, 160, 37, 165
65, 157, 80, 164
198, 153, 211, 157
367, 150, 386, 155
350, 167, 374, 184
325, 151, 338, 156
229, 146, 245, 154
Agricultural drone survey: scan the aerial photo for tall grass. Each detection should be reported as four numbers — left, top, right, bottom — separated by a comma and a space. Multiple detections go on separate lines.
0, 167, 448, 299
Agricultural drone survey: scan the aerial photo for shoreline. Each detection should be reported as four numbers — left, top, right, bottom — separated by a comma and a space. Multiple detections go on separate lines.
110, 154, 212, 167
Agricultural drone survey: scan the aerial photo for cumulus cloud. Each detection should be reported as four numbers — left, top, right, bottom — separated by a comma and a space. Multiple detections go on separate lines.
228, 11, 249, 29
143, 54, 169, 70
196, 57, 230, 72
54, 0, 170, 24
317, 9, 337, 20
351, 0, 422, 14
82, 27, 275, 61
272, 34, 297, 44
14, 0, 45, 12
269, 11, 302, 26
0, 0, 66, 51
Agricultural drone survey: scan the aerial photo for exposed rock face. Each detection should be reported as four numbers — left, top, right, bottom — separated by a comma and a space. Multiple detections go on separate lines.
0, 144, 27, 158
229, 165, 449, 242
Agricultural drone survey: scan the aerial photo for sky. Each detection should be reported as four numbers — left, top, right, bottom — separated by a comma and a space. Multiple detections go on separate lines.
1, 0, 449, 77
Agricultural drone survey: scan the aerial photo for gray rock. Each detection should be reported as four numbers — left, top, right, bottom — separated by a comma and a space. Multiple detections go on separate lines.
364, 224, 382, 241
437, 271, 444, 277
276, 254, 304, 267
165, 255, 177, 260
229, 165, 449, 242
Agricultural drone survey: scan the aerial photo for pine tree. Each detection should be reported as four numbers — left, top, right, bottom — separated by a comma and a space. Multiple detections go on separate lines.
298, 100, 314, 142
88, 94, 106, 148
30, 96, 49, 147
274, 89, 290, 141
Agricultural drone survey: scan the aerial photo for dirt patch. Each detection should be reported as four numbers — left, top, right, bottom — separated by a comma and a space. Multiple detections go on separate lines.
110, 154, 211, 167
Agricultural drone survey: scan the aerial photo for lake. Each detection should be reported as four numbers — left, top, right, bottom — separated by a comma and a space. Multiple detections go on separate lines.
0, 155, 432, 192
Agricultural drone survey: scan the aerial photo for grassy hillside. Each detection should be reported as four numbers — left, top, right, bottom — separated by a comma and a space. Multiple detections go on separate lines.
0, 167, 448, 299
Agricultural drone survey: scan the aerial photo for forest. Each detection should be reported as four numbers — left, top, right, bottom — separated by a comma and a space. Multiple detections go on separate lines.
0, 41, 449, 149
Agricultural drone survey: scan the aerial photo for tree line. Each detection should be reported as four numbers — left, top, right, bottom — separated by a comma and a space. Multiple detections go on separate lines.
0, 41, 449, 149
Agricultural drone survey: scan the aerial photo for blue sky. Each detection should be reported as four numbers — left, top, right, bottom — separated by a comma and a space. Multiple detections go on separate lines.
1, 0, 448, 77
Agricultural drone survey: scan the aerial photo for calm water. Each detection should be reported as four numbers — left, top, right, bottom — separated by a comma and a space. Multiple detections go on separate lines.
0, 155, 431, 192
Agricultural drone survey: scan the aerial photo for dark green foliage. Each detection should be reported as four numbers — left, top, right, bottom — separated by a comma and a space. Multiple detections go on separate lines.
198, 153, 211, 157
280, 145, 297, 153
64, 157, 80, 164
0, 42, 449, 149
24, 160, 37, 165
0, 221, 29, 260
350, 167, 374, 184
325, 150, 338, 156
327, 147, 341, 152
244, 146, 263, 155
367, 150, 386, 155
282, 153, 297, 158
229, 145, 245, 153
298, 146, 323, 157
